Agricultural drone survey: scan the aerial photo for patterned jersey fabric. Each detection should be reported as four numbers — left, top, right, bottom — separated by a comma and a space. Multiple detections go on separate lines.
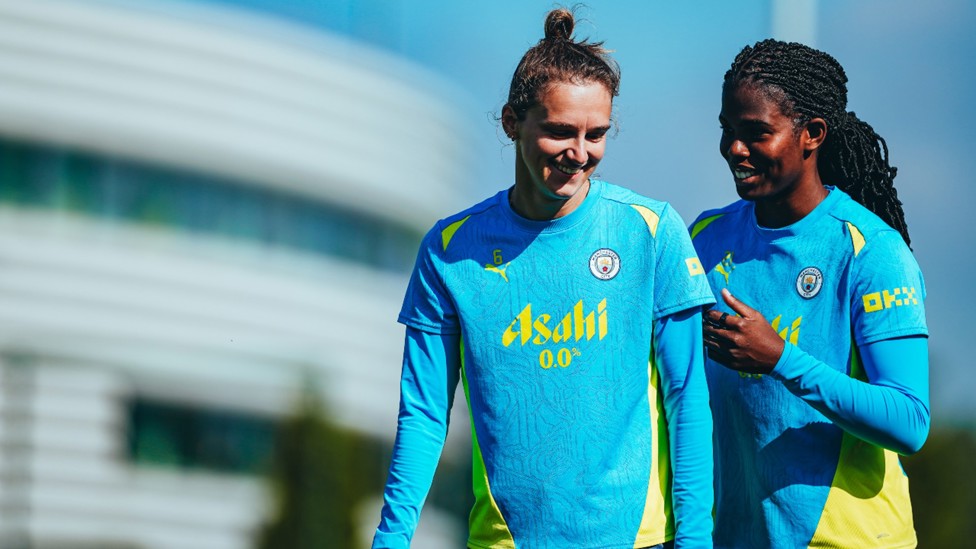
691, 187, 928, 548
387, 180, 715, 548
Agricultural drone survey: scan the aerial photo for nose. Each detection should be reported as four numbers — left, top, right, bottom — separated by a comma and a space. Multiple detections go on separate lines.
565, 137, 587, 165
725, 138, 748, 160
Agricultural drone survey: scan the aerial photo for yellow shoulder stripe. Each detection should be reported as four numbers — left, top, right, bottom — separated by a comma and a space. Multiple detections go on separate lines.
441, 215, 471, 251
846, 221, 866, 257
630, 205, 660, 237
690, 214, 724, 240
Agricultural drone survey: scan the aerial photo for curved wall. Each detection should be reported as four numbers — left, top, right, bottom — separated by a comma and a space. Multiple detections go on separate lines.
0, 0, 471, 228
0, 1, 473, 548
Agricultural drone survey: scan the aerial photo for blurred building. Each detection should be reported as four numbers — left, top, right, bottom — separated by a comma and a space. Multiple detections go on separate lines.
0, 0, 471, 547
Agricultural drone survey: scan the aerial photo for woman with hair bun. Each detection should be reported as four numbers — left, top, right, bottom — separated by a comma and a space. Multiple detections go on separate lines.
373, 8, 715, 549
691, 39, 929, 548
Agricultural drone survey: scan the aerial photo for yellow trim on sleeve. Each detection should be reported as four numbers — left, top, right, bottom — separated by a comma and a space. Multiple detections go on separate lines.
690, 214, 724, 240
847, 221, 866, 257
631, 205, 660, 237
442, 215, 471, 251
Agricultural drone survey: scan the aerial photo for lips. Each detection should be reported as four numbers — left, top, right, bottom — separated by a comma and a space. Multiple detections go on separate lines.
554, 162, 584, 176
732, 166, 757, 181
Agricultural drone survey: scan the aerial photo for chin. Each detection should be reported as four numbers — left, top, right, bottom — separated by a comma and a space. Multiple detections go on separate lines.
734, 182, 770, 202
545, 178, 584, 197
734, 185, 756, 201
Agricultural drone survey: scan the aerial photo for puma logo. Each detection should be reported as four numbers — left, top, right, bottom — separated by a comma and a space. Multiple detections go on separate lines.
484, 263, 510, 282
714, 251, 735, 285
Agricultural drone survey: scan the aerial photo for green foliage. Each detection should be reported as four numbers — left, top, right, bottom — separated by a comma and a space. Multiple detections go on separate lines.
256, 391, 372, 549
902, 424, 976, 549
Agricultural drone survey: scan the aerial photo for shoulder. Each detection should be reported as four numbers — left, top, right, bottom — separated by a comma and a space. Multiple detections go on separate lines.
689, 200, 749, 242
424, 190, 506, 253
434, 191, 503, 230
598, 180, 664, 209
825, 189, 910, 259
595, 180, 683, 237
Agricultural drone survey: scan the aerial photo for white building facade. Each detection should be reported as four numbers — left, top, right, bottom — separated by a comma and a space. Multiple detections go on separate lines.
0, 1, 472, 547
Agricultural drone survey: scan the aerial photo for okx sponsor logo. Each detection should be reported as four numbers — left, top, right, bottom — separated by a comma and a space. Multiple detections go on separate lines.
863, 286, 920, 313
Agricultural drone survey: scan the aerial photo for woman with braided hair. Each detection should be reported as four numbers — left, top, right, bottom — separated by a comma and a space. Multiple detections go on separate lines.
690, 39, 929, 548
373, 7, 715, 548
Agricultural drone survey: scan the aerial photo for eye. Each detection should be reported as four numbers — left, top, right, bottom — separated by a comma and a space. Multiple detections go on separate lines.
746, 129, 772, 141
586, 129, 608, 142
547, 128, 573, 138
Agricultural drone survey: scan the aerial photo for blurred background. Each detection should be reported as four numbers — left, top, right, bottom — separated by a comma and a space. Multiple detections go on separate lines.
0, 0, 971, 548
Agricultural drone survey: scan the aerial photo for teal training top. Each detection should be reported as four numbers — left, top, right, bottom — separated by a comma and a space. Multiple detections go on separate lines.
374, 180, 716, 548
690, 187, 929, 548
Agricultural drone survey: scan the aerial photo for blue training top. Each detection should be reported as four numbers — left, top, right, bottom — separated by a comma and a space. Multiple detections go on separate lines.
690, 187, 929, 548
374, 179, 716, 549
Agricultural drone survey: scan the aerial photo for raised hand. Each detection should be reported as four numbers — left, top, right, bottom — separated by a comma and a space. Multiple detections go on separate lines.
703, 288, 785, 374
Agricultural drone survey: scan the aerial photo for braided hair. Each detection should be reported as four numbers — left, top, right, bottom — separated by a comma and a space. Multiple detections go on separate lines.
505, 7, 620, 122
723, 39, 911, 247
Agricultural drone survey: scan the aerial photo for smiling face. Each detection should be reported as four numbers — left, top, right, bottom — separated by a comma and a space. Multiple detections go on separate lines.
719, 82, 827, 226
503, 80, 612, 220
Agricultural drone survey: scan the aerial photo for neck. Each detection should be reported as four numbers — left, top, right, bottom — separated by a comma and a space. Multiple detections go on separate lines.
509, 179, 590, 221
755, 176, 828, 228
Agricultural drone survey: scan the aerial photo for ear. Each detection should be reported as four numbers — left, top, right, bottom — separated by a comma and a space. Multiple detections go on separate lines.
803, 117, 827, 152
501, 104, 519, 141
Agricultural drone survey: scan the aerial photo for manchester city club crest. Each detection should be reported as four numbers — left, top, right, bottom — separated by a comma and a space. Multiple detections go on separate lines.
796, 266, 823, 299
589, 248, 620, 280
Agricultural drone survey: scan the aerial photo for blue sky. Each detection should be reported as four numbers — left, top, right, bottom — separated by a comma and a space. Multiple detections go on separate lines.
207, 0, 976, 423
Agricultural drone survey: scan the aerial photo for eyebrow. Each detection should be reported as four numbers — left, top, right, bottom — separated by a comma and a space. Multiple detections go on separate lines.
542, 122, 612, 133
718, 115, 773, 130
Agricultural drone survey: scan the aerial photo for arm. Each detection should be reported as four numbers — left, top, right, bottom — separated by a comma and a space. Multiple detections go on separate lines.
703, 289, 929, 455
770, 335, 930, 455
655, 307, 714, 549
372, 327, 462, 549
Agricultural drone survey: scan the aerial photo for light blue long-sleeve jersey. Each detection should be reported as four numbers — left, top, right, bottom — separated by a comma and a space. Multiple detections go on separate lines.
690, 187, 929, 549
772, 336, 929, 456
375, 180, 716, 548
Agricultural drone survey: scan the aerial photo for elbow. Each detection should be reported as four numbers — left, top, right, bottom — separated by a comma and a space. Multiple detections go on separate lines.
398, 413, 449, 440
902, 423, 930, 456
891, 436, 925, 456
892, 409, 931, 456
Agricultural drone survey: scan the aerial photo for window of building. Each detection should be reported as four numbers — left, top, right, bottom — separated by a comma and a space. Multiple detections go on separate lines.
0, 138, 422, 273
127, 398, 277, 475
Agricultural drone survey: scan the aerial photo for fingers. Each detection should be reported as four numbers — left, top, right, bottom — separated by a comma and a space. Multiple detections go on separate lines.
707, 347, 733, 367
705, 293, 779, 375
703, 311, 721, 329
721, 288, 754, 317
704, 307, 731, 329
703, 306, 738, 370
703, 325, 724, 345
703, 313, 734, 366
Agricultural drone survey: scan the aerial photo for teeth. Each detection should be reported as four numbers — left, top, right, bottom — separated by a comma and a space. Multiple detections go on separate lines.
733, 168, 755, 179
555, 163, 582, 175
